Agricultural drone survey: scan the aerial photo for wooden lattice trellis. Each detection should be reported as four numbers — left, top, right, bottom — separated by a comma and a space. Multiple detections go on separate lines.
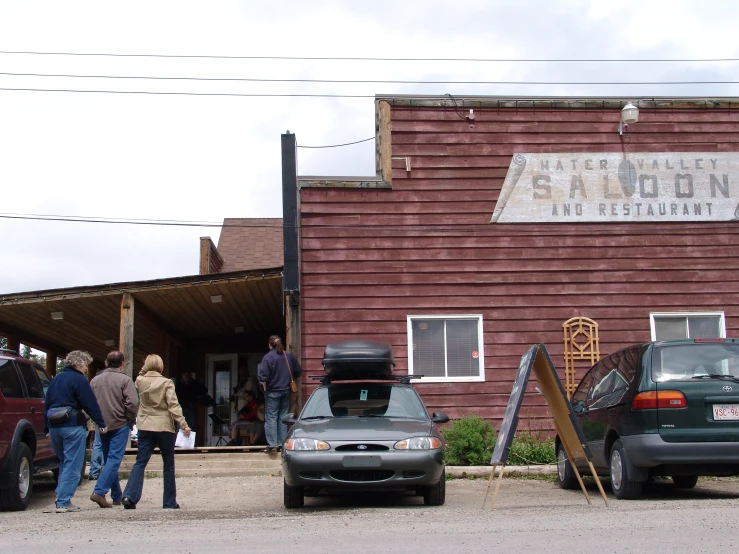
562, 317, 601, 399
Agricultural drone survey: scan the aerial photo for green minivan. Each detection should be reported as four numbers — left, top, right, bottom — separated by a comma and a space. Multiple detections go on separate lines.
556, 339, 739, 499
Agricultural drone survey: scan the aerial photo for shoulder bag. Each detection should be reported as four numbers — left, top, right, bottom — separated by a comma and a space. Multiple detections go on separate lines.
284, 353, 299, 393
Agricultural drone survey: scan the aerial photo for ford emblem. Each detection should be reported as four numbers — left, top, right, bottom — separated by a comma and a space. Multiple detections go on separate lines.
357, 444, 368, 450
723, 385, 733, 392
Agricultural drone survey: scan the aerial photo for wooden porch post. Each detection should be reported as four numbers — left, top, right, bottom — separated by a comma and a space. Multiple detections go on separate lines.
46, 350, 58, 377
5, 334, 20, 354
119, 293, 135, 379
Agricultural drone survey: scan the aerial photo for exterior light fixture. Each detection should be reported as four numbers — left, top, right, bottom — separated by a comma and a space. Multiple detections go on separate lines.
210, 294, 223, 304
619, 102, 639, 136
51, 311, 64, 320
104, 339, 115, 347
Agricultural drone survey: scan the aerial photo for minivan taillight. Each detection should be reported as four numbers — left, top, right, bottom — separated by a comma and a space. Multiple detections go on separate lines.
631, 390, 687, 410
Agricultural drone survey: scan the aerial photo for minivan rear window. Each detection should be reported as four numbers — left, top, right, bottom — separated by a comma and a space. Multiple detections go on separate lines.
652, 343, 739, 381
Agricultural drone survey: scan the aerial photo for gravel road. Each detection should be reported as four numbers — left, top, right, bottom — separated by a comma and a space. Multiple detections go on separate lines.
2, 474, 738, 553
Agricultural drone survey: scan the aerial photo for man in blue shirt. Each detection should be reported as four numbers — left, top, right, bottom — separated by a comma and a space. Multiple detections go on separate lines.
258, 335, 302, 453
45, 350, 106, 513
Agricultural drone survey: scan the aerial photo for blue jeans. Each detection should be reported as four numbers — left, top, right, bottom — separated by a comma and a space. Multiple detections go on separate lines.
89, 427, 103, 478
93, 425, 129, 502
122, 430, 177, 508
49, 425, 87, 508
265, 390, 290, 447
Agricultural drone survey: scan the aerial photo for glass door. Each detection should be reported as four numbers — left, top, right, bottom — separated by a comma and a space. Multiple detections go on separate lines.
206, 354, 237, 445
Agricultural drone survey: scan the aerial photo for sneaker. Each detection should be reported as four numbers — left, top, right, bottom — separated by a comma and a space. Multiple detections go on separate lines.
112, 500, 122, 506
88, 475, 98, 481
163, 504, 180, 509
55, 504, 81, 513
121, 497, 136, 510
90, 493, 112, 508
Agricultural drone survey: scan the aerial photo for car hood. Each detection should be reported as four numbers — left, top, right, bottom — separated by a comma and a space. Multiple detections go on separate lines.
292, 417, 433, 441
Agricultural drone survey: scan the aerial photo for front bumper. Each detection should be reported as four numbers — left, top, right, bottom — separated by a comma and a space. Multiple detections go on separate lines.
622, 434, 739, 468
282, 449, 444, 490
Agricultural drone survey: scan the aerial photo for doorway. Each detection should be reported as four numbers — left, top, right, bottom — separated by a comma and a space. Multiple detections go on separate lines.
205, 354, 237, 445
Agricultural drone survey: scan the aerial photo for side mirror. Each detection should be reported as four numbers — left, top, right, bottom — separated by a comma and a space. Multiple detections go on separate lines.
281, 412, 297, 425
431, 412, 449, 424
572, 404, 588, 415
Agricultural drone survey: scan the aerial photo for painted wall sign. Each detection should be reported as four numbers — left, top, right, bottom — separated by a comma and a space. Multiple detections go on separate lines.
490, 152, 739, 223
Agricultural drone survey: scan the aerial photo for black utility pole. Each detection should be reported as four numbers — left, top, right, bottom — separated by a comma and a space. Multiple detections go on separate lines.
281, 132, 299, 293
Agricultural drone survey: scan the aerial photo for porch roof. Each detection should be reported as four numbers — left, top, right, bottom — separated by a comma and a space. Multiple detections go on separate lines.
0, 268, 284, 364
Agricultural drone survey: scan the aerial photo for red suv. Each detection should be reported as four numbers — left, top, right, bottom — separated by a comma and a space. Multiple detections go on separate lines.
0, 348, 58, 511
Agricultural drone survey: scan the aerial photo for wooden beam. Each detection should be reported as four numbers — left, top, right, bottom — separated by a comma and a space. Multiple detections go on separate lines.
377, 100, 393, 184
199, 237, 210, 275
119, 293, 135, 379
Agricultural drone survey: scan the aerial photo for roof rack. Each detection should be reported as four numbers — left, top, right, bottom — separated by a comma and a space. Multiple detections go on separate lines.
310, 374, 424, 385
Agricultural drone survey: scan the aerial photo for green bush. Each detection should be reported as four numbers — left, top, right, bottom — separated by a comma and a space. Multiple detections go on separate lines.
441, 415, 496, 466
507, 431, 556, 465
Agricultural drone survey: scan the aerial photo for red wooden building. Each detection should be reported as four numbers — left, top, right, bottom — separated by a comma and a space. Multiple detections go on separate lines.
292, 96, 739, 432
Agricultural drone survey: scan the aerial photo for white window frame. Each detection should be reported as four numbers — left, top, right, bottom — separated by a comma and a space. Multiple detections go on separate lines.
407, 314, 485, 383
649, 311, 726, 341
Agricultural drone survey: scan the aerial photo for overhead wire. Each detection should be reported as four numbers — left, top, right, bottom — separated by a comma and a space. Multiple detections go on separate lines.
297, 137, 374, 148
1, 50, 738, 63
1, 71, 737, 86
0, 213, 737, 237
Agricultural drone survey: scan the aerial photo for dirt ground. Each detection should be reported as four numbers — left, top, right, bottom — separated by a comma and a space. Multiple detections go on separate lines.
2, 474, 739, 553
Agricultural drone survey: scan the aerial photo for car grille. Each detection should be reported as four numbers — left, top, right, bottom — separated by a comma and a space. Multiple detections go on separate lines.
335, 444, 389, 452
330, 470, 395, 481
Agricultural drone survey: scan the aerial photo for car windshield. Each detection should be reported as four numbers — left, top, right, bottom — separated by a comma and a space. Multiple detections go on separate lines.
301, 383, 429, 420
652, 343, 739, 382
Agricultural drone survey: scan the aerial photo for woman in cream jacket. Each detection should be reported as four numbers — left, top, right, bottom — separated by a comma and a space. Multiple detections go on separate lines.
121, 355, 191, 509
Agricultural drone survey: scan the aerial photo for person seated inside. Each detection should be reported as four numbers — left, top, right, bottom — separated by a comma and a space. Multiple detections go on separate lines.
228, 390, 261, 446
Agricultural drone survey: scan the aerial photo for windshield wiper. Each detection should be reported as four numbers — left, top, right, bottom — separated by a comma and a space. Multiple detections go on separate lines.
692, 374, 739, 383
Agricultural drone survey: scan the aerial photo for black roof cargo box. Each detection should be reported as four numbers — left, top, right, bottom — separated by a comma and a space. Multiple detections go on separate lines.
322, 340, 395, 379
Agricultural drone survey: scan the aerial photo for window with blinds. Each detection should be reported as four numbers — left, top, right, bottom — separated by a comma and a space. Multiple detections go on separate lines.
407, 315, 484, 381
650, 312, 725, 341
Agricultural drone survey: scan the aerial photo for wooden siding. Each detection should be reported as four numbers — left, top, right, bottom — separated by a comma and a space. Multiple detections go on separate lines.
298, 103, 739, 432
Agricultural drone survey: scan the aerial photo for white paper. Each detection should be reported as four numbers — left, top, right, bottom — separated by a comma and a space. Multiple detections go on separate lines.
175, 430, 196, 449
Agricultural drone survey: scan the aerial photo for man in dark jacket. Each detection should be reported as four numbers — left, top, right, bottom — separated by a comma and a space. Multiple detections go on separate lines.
45, 350, 106, 513
258, 335, 303, 452
89, 351, 138, 508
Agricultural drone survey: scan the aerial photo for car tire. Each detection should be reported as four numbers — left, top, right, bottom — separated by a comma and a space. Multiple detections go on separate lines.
283, 480, 304, 509
556, 443, 578, 490
0, 443, 33, 512
423, 469, 446, 506
610, 440, 643, 500
672, 475, 699, 489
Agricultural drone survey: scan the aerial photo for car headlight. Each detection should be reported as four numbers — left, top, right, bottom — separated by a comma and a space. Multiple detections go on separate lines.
285, 438, 331, 451
394, 437, 442, 450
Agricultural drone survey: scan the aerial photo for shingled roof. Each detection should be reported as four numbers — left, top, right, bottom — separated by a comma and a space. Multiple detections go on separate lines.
216, 218, 283, 272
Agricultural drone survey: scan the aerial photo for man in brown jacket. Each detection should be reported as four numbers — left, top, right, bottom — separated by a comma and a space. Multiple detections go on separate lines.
89, 351, 138, 508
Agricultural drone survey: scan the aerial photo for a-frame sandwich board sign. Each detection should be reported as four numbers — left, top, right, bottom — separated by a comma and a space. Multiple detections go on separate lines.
482, 343, 609, 509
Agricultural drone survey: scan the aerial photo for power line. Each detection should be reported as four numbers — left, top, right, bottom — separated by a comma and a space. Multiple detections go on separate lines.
297, 137, 374, 149
0, 87, 377, 98
1, 50, 738, 63
2, 71, 739, 86
0, 213, 737, 236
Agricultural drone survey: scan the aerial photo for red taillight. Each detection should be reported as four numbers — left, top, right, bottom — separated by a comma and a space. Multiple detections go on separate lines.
631, 390, 687, 410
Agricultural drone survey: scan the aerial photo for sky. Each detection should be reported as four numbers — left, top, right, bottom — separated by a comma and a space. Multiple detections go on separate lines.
1, 0, 738, 294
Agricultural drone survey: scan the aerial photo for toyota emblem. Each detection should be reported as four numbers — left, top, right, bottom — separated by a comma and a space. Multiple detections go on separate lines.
357, 444, 368, 450
723, 385, 733, 392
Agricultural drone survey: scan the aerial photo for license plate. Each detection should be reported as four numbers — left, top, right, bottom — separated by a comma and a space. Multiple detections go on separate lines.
712, 404, 739, 420
342, 455, 381, 468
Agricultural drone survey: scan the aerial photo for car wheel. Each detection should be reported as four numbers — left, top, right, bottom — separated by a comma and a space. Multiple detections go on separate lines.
556, 443, 578, 490
0, 443, 33, 511
672, 475, 699, 489
609, 440, 643, 500
283, 480, 304, 509
423, 468, 446, 506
